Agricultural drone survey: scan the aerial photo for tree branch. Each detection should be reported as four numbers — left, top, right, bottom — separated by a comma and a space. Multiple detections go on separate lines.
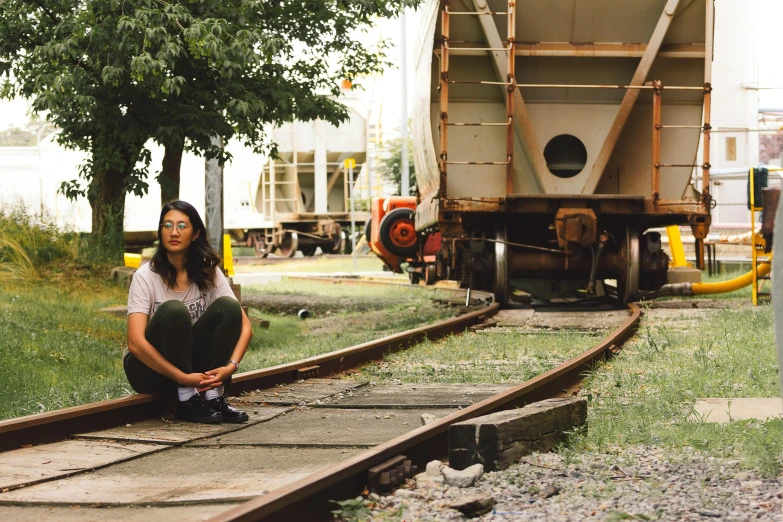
26, 0, 60, 25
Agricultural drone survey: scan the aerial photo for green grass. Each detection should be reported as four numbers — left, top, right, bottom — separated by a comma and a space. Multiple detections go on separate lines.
574, 306, 783, 477
234, 256, 390, 274
351, 330, 601, 384
241, 282, 455, 370
0, 281, 132, 419
0, 277, 455, 420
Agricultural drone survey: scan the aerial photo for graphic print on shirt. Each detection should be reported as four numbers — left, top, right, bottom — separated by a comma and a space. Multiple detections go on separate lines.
151, 292, 208, 324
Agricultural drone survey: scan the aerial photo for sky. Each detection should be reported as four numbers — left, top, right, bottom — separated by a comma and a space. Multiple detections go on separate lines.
1, 2, 782, 134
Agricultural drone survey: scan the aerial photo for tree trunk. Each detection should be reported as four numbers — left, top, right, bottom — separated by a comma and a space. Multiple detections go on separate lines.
159, 137, 185, 206
88, 135, 140, 246
88, 159, 127, 239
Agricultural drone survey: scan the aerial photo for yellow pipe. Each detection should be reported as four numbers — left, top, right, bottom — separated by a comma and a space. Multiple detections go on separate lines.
691, 255, 771, 295
666, 225, 688, 267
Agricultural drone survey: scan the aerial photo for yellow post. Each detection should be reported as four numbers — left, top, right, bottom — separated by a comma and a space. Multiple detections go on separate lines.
123, 253, 141, 268
223, 234, 235, 277
666, 226, 688, 267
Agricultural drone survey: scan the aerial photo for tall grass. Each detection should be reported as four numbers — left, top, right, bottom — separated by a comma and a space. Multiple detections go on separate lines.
0, 203, 123, 282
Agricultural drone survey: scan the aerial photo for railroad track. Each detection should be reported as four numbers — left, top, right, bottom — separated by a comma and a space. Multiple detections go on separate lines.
0, 282, 640, 521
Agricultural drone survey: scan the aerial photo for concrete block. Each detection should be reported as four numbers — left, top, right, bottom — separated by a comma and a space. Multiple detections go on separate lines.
691, 398, 783, 423
111, 266, 136, 287
667, 266, 702, 284
448, 398, 587, 472
230, 283, 242, 303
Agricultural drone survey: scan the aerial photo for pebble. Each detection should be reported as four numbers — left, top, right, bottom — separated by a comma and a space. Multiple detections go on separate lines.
363, 446, 783, 521
421, 413, 437, 426
426, 460, 444, 477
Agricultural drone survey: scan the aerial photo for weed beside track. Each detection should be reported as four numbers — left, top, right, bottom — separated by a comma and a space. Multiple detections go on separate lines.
575, 303, 783, 477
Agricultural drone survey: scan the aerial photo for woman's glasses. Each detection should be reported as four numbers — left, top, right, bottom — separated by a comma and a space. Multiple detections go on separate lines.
161, 221, 192, 232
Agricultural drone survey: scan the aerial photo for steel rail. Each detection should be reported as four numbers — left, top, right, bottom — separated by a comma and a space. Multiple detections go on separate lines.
210, 303, 641, 522
0, 288, 496, 452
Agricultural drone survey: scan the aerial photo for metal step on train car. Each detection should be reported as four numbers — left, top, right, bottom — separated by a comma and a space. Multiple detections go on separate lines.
370, 0, 714, 303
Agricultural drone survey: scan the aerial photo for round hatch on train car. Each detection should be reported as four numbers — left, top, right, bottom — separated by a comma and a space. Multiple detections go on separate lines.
544, 134, 587, 179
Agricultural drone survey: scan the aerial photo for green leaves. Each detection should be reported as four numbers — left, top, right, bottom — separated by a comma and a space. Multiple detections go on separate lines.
1, 0, 420, 233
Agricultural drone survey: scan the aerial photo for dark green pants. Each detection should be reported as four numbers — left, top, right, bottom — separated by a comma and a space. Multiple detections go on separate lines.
123, 296, 242, 393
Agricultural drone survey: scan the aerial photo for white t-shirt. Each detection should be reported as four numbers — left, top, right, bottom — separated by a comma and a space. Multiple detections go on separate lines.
127, 262, 237, 325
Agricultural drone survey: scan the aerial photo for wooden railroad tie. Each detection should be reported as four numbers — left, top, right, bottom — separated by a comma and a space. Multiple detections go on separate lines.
367, 455, 417, 494
448, 397, 587, 472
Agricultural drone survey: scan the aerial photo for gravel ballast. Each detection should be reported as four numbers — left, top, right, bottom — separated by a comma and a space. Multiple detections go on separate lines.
365, 446, 783, 521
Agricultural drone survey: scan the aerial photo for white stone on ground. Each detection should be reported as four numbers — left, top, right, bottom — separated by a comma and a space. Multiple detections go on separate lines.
442, 464, 484, 488
426, 460, 444, 476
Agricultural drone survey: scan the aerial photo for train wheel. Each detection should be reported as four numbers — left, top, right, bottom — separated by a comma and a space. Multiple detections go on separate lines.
275, 232, 299, 258
329, 224, 344, 254
300, 245, 317, 257
424, 264, 438, 285
364, 218, 372, 243
617, 225, 640, 304
251, 232, 270, 258
379, 208, 419, 256
494, 224, 509, 305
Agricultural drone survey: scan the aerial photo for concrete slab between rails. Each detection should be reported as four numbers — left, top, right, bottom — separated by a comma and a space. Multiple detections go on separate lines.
74, 406, 291, 444
189, 407, 458, 447
525, 310, 630, 330
0, 446, 361, 504
238, 378, 367, 406
0, 440, 165, 491
317, 383, 514, 409
691, 398, 783, 423
0, 503, 239, 521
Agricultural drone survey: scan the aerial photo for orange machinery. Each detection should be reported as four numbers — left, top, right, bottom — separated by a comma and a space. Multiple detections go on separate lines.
367, 196, 441, 285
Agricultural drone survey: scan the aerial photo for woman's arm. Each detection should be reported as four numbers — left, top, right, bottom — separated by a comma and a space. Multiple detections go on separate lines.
127, 313, 210, 388
205, 307, 253, 382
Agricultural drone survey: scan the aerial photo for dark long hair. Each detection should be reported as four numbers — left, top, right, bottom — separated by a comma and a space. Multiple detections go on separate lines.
150, 201, 221, 292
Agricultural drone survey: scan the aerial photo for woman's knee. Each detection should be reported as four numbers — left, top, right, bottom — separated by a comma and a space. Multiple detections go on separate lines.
154, 300, 191, 325
213, 296, 241, 320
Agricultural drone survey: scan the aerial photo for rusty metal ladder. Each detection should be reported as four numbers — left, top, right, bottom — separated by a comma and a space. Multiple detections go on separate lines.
438, 0, 516, 196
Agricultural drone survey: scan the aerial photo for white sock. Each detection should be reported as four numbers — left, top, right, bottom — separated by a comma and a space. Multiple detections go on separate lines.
205, 385, 224, 401
177, 386, 199, 402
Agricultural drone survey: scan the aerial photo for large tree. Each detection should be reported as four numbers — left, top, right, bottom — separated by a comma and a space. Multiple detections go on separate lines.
0, 0, 418, 235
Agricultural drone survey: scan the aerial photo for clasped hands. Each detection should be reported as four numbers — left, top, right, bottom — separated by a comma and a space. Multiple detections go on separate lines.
178, 364, 236, 391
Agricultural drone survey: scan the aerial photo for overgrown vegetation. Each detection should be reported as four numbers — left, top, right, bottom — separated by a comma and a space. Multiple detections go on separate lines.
0, 205, 123, 284
573, 305, 783, 477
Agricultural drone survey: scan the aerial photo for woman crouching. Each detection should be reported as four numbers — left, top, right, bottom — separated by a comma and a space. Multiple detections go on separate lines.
123, 200, 252, 423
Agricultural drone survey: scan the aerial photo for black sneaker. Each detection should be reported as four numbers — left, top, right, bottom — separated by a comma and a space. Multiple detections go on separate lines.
206, 396, 249, 424
175, 395, 223, 424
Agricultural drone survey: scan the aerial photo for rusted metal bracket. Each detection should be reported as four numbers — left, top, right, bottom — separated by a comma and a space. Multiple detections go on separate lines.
296, 365, 320, 380
368, 455, 417, 493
